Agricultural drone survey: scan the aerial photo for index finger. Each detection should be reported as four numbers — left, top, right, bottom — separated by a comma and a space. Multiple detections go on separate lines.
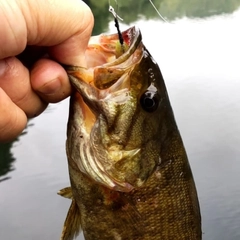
0, 0, 94, 66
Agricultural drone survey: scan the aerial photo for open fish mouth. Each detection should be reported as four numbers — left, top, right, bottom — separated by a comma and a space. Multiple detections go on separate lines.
66, 27, 156, 192
67, 26, 142, 89
86, 26, 141, 68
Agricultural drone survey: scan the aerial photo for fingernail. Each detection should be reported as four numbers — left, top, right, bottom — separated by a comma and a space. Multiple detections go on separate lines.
0, 59, 7, 76
38, 78, 62, 95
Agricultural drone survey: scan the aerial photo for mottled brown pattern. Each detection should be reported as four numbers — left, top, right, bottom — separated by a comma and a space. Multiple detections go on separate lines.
61, 27, 201, 240
66, 124, 201, 240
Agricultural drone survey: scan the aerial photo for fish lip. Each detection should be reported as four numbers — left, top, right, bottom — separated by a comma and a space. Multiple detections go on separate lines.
65, 26, 142, 71
102, 26, 142, 67
67, 26, 144, 97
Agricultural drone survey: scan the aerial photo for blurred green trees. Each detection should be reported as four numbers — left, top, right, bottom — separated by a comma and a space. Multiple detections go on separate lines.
83, 0, 240, 34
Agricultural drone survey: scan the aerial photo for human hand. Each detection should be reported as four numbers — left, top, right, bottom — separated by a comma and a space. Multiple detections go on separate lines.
0, 0, 94, 142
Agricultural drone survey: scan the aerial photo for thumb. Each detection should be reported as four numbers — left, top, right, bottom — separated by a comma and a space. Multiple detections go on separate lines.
1, 0, 94, 66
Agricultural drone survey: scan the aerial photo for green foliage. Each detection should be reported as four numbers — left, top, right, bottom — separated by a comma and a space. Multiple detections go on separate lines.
83, 0, 110, 35
159, 0, 240, 19
84, 0, 240, 34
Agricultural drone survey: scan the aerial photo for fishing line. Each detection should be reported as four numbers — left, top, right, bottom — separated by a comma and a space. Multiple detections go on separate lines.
148, 0, 168, 23
108, 0, 123, 21
108, 0, 168, 47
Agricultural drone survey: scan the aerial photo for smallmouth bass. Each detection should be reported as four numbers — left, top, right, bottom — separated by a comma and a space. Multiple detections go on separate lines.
59, 26, 201, 240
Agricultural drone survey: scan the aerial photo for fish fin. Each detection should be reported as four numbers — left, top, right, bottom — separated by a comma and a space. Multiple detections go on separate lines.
60, 199, 82, 240
58, 187, 73, 199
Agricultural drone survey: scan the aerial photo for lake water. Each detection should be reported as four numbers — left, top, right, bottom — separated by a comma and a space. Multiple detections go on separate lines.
1, 3, 240, 240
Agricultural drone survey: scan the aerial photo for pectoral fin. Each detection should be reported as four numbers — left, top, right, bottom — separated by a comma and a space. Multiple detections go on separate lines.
58, 187, 73, 199
60, 199, 81, 240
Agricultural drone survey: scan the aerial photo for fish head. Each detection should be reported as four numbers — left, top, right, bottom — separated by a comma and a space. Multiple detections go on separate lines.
67, 27, 170, 192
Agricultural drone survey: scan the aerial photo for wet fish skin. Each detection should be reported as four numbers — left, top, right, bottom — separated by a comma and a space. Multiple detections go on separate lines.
61, 27, 201, 240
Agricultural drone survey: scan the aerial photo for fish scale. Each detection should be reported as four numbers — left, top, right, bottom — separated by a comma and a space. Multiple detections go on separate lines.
59, 26, 201, 240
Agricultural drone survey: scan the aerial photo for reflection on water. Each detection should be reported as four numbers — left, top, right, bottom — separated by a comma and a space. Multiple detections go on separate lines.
0, 122, 34, 183
1, 1, 240, 240
0, 142, 15, 182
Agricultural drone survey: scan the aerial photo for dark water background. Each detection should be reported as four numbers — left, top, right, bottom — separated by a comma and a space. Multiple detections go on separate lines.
1, 1, 240, 239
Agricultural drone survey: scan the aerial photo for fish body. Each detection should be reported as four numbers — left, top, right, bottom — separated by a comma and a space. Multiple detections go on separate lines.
60, 27, 201, 240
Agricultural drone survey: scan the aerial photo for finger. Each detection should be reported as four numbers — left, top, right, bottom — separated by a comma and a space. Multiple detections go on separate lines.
0, 0, 27, 57
0, 88, 27, 142
1, 0, 94, 65
0, 57, 48, 117
31, 58, 71, 103
47, 2, 94, 66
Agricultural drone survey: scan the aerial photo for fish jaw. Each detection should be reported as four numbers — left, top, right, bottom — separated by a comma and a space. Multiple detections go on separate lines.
66, 27, 161, 192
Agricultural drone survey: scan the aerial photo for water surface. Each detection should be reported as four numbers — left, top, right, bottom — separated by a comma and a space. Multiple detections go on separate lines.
0, 2, 240, 240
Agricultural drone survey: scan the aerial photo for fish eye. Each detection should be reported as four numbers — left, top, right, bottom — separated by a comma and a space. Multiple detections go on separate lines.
140, 90, 160, 112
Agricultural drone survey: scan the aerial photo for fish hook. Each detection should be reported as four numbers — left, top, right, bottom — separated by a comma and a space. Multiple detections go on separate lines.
108, 1, 124, 46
